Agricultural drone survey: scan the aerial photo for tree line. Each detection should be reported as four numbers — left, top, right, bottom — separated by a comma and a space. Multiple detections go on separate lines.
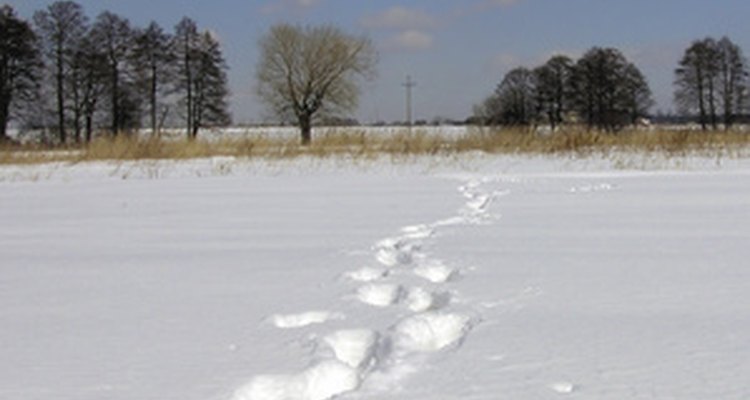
3, 4, 750, 147
476, 37, 749, 132
474, 48, 654, 132
675, 37, 748, 130
0, 2, 230, 144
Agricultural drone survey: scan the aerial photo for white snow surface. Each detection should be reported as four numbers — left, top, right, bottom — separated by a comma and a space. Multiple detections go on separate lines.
1, 153, 750, 400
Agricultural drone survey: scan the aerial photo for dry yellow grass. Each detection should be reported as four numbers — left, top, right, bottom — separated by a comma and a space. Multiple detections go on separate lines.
1, 127, 749, 165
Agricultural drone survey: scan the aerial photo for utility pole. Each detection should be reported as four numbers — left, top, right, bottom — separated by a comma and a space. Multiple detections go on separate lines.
402, 75, 417, 128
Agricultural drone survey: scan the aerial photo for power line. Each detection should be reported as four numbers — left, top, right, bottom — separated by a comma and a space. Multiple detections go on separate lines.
402, 75, 417, 128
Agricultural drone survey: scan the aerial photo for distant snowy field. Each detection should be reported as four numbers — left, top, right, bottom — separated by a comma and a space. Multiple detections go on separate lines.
1, 154, 749, 400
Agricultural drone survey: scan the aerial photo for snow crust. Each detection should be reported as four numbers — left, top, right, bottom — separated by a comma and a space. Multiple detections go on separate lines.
271, 312, 344, 329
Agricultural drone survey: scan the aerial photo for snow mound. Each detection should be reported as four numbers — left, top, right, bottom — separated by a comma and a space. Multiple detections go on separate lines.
400, 224, 434, 240
466, 194, 492, 213
393, 312, 472, 352
413, 261, 456, 283
550, 381, 577, 394
271, 311, 343, 329
234, 360, 359, 400
303, 361, 360, 400
405, 287, 434, 312
374, 238, 418, 267
323, 329, 379, 369
344, 267, 388, 283
405, 288, 452, 312
432, 216, 467, 227
356, 284, 402, 307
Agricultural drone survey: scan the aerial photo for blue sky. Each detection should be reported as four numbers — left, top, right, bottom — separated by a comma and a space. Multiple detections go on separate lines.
7, 0, 750, 124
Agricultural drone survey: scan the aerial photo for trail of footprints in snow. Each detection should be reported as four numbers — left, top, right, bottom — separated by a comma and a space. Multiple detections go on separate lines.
233, 179, 499, 400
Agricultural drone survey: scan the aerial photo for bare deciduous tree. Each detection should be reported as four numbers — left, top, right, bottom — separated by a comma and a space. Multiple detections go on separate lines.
133, 21, 174, 136
534, 55, 573, 131
74, 34, 107, 142
91, 11, 135, 135
33, 0, 87, 143
492, 67, 537, 126
675, 38, 718, 130
571, 47, 652, 131
256, 24, 376, 145
174, 17, 199, 138
174, 18, 231, 139
716, 37, 748, 129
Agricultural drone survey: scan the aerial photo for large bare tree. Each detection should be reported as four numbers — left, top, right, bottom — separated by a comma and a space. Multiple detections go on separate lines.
571, 47, 652, 131
33, 0, 87, 143
716, 37, 748, 129
133, 21, 174, 136
91, 11, 135, 135
675, 38, 719, 130
256, 24, 376, 145
534, 55, 573, 131
174, 18, 231, 139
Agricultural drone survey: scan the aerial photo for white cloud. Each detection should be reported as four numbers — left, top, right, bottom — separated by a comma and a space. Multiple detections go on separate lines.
361, 6, 438, 30
386, 30, 434, 51
261, 0, 322, 15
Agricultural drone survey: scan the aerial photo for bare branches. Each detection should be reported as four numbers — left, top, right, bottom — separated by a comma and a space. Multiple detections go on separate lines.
675, 36, 748, 130
256, 24, 377, 144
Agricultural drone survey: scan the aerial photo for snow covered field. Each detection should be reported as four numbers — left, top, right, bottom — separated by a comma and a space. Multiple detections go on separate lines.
1, 154, 749, 400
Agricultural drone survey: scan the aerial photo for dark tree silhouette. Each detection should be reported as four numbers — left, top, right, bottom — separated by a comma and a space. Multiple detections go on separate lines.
91, 11, 136, 135
493, 67, 537, 125
33, 0, 88, 143
571, 47, 652, 131
0, 6, 43, 141
174, 18, 231, 138
534, 55, 574, 131
133, 21, 175, 136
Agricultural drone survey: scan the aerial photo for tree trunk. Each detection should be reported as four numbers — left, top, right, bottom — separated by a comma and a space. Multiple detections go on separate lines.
299, 113, 312, 145
707, 79, 717, 130
111, 64, 119, 135
185, 41, 193, 139
72, 82, 81, 143
0, 98, 9, 142
151, 65, 158, 136
56, 47, 67, 144
697, 79, 707, 131
85, 113, 93, 143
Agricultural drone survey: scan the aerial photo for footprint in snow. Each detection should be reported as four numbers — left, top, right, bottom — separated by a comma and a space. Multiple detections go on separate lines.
392, 312, 473, 353
344, 267, 388, 283
400, 224, 434, 240
323, 329, 380, 370
233, 360, 360, 400
374, 237, 420, 267
404, 287, 452, 312
550, 381, 577, 394
413, 261, 457, 283
270, 311, 344, 329
356, 284, 403, 307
